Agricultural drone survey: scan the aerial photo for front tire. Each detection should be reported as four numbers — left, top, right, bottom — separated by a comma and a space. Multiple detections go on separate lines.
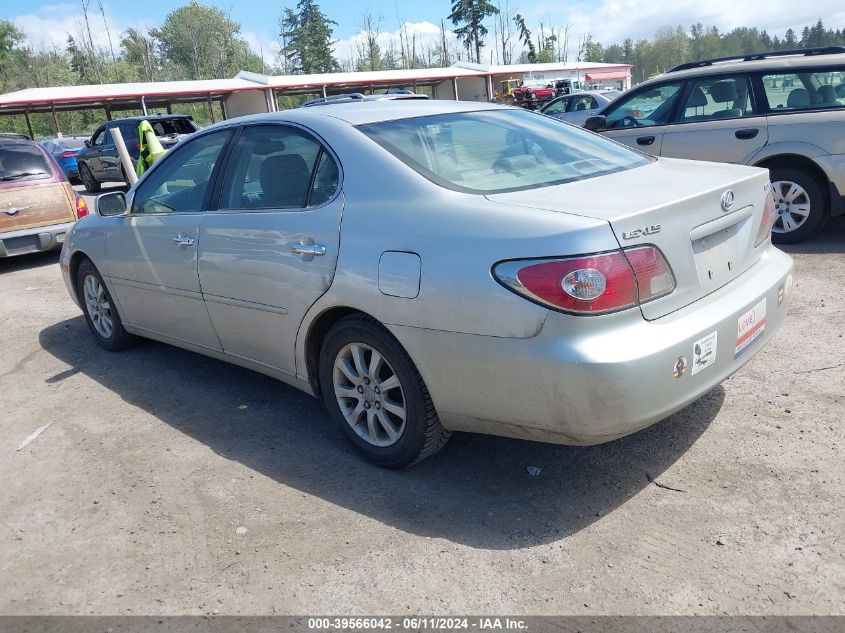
769, 167, 827, 244
79, 164, 101, 193
77, 259, 136, 351
319, 315, 450, 468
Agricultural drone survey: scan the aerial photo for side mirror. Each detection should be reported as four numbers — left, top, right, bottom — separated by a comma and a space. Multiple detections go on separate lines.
95, 191, 128, 217
584, 115, 607, 132
84, 139, 91, 147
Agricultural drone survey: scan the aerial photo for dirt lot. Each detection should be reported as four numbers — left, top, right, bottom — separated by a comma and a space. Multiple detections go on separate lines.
1, 217, 843, 616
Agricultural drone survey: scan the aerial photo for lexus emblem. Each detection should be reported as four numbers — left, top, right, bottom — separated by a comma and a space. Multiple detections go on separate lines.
720, 190, 735, 212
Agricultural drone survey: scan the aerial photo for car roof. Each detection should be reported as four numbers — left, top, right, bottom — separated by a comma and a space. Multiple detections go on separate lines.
223, 99, 508, 127
0, 137, 42, 149
106, 114, 193, 124
650, 50, 845, 83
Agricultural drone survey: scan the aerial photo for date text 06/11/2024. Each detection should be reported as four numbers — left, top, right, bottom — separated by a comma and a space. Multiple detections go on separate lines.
307, 617, 528, 630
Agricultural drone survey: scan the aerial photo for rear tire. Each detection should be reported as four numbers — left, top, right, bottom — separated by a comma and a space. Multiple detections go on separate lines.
319, 315, 450, 468
769, 167, 827, 244
77, 259, 137, 351
79, 164, 101, 193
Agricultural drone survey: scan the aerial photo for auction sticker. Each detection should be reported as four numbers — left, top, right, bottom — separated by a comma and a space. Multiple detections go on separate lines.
692, 331, 718, 375
735, 298, 767, 358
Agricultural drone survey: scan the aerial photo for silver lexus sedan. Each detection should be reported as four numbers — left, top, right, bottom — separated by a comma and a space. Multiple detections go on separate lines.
60, 100, 794, 468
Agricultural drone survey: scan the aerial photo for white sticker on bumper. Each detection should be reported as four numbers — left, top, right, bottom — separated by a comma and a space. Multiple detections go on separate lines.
692, 331, 718, 375
735, 298, 767, 358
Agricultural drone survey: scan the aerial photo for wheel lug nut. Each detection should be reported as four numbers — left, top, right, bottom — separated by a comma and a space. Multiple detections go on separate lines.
357, 385, 364, 393
364, 377, 370, 385
364, 402, 371, 409
375, 402, 381, 409
374, 386, 380, 394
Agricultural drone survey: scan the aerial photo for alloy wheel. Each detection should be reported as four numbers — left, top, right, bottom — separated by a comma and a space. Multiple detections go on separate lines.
771, 180, 811, 234
83, 274, 114, 339
332, 342, 406, 447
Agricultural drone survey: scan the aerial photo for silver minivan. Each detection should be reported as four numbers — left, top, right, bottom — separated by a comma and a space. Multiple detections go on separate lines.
585, 47, 845, 243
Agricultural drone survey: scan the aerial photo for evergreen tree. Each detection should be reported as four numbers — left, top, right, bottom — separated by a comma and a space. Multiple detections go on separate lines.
280, 0, 339, 74
449, 0, 499, 64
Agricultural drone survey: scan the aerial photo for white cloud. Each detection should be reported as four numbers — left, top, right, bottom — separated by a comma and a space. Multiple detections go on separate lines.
524, 0, 845, 49
242, 30, 280, 68
333, 20, 459, 66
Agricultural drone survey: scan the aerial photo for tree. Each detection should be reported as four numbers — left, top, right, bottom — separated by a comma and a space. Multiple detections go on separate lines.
513, 13, 535, 63
152, 2, 257, 80
355, 12, 383, 72
0, 20, 25, 88
449, 0, 499, 64
280, 0, 339, 74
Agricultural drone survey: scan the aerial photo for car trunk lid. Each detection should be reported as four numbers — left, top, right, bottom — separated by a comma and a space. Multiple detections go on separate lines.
486, 158, 771, 320
0, 181, 76, 234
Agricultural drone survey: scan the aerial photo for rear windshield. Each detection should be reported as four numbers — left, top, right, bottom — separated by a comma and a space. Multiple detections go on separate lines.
358, 109, 650, 194
58, 137, 86, 149
0, 144, 53, 183
150, 119, 196, 136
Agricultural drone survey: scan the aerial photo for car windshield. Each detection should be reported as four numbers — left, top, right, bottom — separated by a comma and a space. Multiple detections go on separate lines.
0, 145, 52, 182
358, 109, 650, 194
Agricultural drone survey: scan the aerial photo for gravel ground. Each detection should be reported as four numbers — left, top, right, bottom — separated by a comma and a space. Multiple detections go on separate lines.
1, 217, 842, 616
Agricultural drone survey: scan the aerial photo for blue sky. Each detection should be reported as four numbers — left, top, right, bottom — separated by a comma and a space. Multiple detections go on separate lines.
6, 0, 845, 66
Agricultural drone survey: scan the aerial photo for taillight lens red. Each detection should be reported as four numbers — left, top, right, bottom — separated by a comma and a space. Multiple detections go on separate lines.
75, 194, 89, 219
755, 189, 776, 247
494, 246, 675, 315
58, 151, 76, 159
624, 246, 676, 302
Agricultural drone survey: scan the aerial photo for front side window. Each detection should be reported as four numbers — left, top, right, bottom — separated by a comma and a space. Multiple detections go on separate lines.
568, 95, 597, 112
359, 109, 651, 194
680, 75, 755, 122
219, 125, 336, 210
91, 129, 106, 147
762, 68, 845, 111
131, 130, 231, 214
604, 83, 683, 128
543, 98, 568, 114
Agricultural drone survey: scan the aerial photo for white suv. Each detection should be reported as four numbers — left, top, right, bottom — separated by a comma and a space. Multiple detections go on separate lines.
586, 47, 845, 243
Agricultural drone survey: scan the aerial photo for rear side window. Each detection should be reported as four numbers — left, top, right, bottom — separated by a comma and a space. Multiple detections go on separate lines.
680, 75, 756, 121
0, 144, 53, 182
150, 118, 196, 136
219, 125, 337, 210
359, 109, 650, 194
762, 68, 845, 111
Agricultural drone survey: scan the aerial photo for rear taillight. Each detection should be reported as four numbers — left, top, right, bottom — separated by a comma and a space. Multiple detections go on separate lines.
755, 189, 776, 247
75, 194, 89, 219
493, 246, 675, 315
58, 151, 76, 159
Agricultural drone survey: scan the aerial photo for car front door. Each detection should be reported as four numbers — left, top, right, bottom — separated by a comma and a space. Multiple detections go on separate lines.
198, 124, 343, 376
660, 74, 768, 163
597, 81, 685, 154
85, 127, 108, 179
104, 129, 233, 349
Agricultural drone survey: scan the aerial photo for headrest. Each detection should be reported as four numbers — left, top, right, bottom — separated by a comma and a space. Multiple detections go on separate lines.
709, 81, 737, 103
817, 85, 836, 102
787, 88, 809, 108
686, 86, 708, 108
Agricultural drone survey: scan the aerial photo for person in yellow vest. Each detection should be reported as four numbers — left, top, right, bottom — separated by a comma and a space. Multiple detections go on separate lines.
135, 120, 167, 176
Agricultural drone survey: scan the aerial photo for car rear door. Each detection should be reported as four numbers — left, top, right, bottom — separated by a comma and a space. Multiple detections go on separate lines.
598, 81, 685, 154
198, 124, 343, 376
660, 74, 768, 163
104, 129, 233, 348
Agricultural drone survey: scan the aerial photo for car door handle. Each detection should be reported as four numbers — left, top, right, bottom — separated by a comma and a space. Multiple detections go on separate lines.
171, 234, 195, 247
735, 128, 759, 140
636, 135, 656, 146
290, 242, 326, 257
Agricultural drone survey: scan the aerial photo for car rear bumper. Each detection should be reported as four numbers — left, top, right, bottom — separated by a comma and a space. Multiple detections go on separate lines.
0, 222, 75, 258
388, 245, 793, 444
